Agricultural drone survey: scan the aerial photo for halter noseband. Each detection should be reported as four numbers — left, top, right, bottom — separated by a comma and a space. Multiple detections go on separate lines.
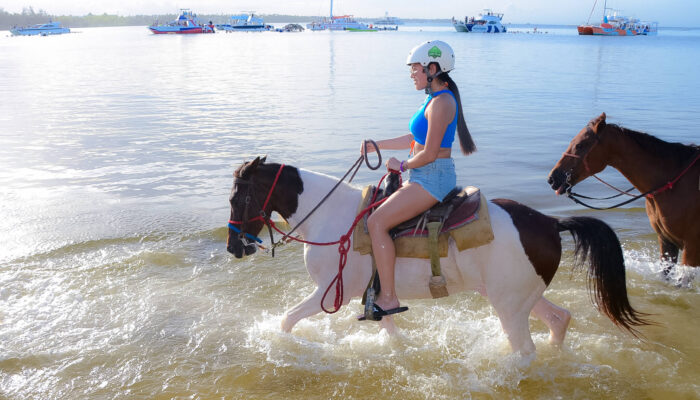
228, 164, 285, 248
561, 125, 599, 181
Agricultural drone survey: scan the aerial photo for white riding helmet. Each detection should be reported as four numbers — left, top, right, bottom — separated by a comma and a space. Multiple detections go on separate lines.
406, 40, 455, 72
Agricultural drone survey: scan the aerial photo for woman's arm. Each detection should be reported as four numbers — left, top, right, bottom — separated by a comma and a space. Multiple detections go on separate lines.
403, 95, 455, 169
364, 134, 413, 153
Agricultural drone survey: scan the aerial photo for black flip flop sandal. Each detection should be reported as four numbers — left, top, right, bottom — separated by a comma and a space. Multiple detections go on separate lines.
357, 303, 409, 321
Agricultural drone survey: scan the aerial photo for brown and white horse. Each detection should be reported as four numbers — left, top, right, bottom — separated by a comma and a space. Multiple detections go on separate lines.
227, 156, 650, 356
548, 113, 700, 268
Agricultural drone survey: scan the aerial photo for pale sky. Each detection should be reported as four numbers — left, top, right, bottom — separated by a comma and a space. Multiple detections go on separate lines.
2, 0, 699, 27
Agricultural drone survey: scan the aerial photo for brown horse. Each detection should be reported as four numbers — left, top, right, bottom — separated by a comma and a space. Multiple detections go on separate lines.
548, 113, 700, 267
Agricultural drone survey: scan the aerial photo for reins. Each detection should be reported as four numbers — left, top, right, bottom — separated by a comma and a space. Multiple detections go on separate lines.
274, 139, 382, 249
275, 171, 395, 314
229, 140, 392, 314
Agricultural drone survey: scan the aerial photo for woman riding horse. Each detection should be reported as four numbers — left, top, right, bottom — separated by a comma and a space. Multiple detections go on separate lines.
360, 40, 476, 320
227, 157, 650, 355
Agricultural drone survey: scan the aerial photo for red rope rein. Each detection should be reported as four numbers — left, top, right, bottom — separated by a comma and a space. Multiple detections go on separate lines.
646, 152, 700, 198
270, 171, 396, 313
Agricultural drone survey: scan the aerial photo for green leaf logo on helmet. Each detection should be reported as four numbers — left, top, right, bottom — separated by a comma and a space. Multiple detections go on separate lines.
428, 46, 442, 59
406, 40, 455, 72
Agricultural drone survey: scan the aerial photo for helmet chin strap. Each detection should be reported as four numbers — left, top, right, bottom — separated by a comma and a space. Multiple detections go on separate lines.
423, 66, 441, 95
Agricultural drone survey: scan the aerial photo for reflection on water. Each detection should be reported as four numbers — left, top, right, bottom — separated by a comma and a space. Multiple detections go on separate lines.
1, 25, 699, 399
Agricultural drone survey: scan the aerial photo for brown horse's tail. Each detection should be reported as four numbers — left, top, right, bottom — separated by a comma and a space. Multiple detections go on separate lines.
558, 216, 652, 336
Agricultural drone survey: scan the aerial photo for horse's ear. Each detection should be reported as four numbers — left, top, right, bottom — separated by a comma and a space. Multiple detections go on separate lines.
592, 112, 607, 133
597, 112, 607, 131
260, 155, 267, 164
239, 157, 262, 178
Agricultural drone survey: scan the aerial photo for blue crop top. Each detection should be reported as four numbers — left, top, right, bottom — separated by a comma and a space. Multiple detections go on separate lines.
408, 90, 458, 148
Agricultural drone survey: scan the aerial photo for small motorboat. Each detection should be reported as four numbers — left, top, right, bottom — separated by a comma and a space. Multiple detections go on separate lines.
374, 12, 403, 26
216, 13, 273, 32
453, 9, 507, 33
307, 15, 368, 31
148, 9, 214, 34
10, 21, 70, 36
307, 0, 368, 31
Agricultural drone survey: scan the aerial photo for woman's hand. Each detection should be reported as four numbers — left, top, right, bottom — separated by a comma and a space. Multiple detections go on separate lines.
360, 140, 377, 155
386, 157, 401, 172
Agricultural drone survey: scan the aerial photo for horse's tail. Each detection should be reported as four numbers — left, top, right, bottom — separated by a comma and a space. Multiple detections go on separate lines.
557, 216, 651, 336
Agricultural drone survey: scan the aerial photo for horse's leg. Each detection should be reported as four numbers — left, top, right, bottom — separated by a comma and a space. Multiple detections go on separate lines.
659, 236, 680, 276
681, 243, 699, 267
281, 288, 324, 333
484, 200, 559, 355
531, 297, 571, 346
494, 306, 536, 356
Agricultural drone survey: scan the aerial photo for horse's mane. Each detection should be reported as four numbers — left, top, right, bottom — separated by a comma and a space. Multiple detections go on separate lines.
609, 124, 699, 160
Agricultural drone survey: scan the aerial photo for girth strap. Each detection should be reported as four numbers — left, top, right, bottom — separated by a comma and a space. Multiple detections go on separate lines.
427, 221, 449, 298
428, 222, 442, 277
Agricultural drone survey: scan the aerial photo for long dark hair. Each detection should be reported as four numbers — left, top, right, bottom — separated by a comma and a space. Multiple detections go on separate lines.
432, 63, 476, 155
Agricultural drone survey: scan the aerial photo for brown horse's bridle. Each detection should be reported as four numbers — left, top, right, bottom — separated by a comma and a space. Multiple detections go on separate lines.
560, 125, 700, 210
560, 125, 633, 194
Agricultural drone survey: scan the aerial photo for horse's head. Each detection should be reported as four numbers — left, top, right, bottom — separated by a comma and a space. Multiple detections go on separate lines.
548, 113, 611, 195
227, 156, 303, 258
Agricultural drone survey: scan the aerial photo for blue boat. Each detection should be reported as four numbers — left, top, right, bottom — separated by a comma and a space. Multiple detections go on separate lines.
148, 9, 215, 34
10, 21, 70, 36
216, 13, 273, 32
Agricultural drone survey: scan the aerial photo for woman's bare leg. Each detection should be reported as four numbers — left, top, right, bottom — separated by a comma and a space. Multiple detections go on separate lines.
367, 183, 438, 311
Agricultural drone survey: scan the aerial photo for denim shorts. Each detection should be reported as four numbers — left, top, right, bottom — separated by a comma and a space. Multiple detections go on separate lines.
407, 158, 457, 201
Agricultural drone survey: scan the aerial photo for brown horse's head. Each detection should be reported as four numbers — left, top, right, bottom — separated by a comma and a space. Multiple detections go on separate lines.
548, 113, 610, 195
227, 157, 303, 258
227, 156, 268, 258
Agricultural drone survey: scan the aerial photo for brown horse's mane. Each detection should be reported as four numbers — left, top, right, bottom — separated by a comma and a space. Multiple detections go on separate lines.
609, 124, 699, 161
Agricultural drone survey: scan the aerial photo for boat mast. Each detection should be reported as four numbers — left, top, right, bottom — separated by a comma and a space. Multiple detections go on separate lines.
586, 0, 598, 24
330, 0, 333, 18
603, 0, 611, 20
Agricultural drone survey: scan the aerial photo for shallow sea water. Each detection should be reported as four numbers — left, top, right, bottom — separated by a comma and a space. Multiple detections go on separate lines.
0, 24, 699, 399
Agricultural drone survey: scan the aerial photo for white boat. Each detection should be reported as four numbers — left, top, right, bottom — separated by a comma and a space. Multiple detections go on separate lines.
307, 0, 368, 31
453, 9, 507, 33
216, 13, 273, 31
374, 12, 403, 25
10, 21, 70, 36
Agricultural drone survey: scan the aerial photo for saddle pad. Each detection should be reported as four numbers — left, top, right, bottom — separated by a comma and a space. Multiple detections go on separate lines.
352, 185, 495, 259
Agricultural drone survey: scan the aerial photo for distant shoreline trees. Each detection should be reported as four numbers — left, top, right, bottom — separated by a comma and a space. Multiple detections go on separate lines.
0, 8, 322, 30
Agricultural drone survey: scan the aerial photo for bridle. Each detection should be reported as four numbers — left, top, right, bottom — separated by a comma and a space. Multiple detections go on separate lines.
561, 125, 620, 190
225, 143, 386, 314
560, 125, 700, 210
226, 140, 383, 259
228, 163, 285, 251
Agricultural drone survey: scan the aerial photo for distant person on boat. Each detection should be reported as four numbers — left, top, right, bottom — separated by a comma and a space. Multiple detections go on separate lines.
360, 40, 476, 320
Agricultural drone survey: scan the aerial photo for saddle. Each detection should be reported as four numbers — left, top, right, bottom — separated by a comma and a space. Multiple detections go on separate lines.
353, 174, 494, 304
352, 180, 494, 259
